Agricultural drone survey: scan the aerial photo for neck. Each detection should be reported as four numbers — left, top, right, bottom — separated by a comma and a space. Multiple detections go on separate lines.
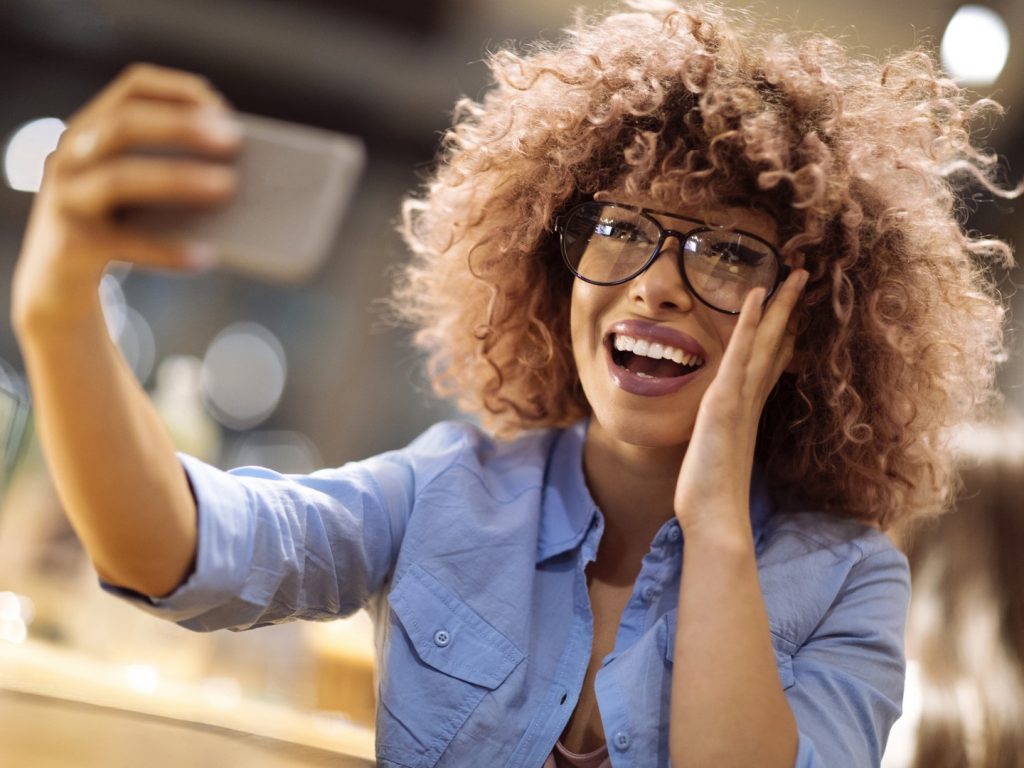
582, 419, 684, 576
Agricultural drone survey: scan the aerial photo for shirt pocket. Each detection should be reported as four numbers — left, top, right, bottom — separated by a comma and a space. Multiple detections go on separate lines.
377, 563, 524, 768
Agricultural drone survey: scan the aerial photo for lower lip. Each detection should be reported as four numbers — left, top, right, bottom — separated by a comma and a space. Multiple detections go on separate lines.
606, 343, 704, 397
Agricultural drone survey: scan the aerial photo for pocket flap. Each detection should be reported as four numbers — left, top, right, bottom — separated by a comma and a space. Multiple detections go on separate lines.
389, 564, 524, 689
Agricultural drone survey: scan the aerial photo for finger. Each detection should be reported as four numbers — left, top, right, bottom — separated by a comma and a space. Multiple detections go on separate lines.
58, 156, 237, 220
743, 270, 808, 381
74, 62, 226, 126
58, 101, 242, 174
766, 328, 796, 387
760, 269, 809, 338
76, 222, 218, 273
715, 286, 767, 390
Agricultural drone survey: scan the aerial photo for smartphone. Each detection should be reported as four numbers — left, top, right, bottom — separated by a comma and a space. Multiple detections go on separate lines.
118, 113, 367, 283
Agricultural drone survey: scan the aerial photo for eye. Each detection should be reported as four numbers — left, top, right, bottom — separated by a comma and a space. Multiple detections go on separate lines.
594, 219, 654, 244
705, 240, 766, 267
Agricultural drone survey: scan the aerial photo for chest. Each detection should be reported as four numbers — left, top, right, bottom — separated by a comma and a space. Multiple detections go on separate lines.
559, 575, 638, 753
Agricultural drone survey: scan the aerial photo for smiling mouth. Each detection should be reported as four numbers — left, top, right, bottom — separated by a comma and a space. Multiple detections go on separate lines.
608, 333, 706, 379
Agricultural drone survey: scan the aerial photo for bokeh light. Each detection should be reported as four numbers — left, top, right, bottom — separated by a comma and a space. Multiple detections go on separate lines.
0, 591, 33, 644
116, 306, 157, 385
941, 5, 1010, 86
2, 117, 65, 193
100, 273, 128, 340
200, 322, 287, 430
124, 663, 161, 695
226, 430, 322, 474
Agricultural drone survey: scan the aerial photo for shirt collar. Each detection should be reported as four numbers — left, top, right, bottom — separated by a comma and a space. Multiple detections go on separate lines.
537, 419, 776, 563
537, 421, 597, 563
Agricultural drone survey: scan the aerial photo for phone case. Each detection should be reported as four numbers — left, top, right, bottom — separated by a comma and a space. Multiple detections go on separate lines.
119, 113, 366, 283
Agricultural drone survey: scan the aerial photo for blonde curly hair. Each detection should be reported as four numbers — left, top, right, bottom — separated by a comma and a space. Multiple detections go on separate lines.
393, 0, 1017, 529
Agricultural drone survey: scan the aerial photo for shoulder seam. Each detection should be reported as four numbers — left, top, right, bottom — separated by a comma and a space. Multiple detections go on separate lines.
767, 518, 890, 564
412, 427, 477, 501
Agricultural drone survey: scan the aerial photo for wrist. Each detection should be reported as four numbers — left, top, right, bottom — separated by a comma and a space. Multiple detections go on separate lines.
13, 298, 105, 347
679, 510, 755, 556
675, 484, 751, 533
12, 273, 105, 342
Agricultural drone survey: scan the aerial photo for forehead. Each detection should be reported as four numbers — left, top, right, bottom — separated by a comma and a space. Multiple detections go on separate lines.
594, 190, 779, 245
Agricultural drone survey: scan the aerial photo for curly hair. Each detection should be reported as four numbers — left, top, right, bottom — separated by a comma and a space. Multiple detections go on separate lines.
393, 0, 1018, 529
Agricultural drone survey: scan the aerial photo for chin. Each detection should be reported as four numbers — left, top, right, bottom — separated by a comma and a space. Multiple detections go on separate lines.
591, 406, 696, 452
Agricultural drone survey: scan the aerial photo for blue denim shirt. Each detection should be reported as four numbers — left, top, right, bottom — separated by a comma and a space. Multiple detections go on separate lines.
106, 420, 909, 767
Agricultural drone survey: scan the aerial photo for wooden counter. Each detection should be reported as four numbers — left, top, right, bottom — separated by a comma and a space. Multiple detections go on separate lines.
0, 639, 376, 767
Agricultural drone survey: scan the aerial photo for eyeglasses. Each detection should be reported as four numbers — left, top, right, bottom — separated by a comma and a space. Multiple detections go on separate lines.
554, 201, 789, 315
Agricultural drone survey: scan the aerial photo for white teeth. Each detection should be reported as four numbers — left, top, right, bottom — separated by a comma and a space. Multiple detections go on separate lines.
611, 334, 704, 367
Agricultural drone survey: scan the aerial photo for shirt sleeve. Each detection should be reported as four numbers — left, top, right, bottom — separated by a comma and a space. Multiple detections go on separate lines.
100, 446, 417, 632
785, 544, 910, 768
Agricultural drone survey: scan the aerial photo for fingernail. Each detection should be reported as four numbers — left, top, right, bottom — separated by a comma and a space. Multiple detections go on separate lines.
199, 109, 243, 143
70, 129, 98, 159
797, 270, 810, 289
186, 243, 219, 272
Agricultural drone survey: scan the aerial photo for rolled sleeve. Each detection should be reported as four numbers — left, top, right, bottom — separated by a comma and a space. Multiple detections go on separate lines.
102, 448, 413, 632
785, 545, 911, 767
101, 453, 258, 628
99, 422, 476, 634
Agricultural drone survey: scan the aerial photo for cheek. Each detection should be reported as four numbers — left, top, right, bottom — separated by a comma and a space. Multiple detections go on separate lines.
569, 281, 605, 348
711, 315, 741, 357
569, 285, 585, 361
569, 282, 583, 336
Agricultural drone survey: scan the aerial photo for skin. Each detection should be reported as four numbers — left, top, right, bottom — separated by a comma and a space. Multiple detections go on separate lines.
570, 194, 809, 766
12, 63, 239, 595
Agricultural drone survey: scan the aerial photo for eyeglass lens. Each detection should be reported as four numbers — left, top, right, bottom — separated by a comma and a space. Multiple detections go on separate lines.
562, 203, 779, 313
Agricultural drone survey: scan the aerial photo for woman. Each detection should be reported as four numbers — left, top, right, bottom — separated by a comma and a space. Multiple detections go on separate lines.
10, 2, 1014, 766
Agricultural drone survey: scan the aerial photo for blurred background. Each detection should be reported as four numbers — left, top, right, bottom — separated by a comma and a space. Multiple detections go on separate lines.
0, 1, 1020, 766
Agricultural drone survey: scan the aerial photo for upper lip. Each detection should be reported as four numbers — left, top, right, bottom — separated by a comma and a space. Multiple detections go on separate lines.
606, 319, 708, 360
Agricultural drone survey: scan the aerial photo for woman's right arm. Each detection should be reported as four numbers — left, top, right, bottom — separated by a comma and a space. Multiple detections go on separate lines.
11, 63, 243, 597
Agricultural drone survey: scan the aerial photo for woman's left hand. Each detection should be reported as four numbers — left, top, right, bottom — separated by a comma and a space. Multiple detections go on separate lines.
673, 269, 809, 535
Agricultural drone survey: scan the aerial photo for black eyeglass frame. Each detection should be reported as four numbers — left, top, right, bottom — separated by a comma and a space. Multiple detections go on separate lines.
554, 200, 790, 316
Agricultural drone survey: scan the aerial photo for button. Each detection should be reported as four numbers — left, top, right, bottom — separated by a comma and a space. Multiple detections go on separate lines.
641, 585, 657, 602
668, 524, 681, 541
433, 629, 450, 647
613, 731, 630, 751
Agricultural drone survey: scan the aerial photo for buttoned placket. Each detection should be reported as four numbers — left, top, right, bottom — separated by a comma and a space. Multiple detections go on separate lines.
591, 518, 683, 766
504, 510, 605, 768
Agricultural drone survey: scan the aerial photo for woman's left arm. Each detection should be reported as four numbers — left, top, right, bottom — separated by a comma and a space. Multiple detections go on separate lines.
669, 272, 807, 768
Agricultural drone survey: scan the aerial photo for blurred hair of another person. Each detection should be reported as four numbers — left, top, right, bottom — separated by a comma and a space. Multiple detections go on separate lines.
884, 418, 1024, 768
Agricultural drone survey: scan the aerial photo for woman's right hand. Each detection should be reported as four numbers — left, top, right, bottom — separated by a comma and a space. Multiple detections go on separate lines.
11, 62, 243, 336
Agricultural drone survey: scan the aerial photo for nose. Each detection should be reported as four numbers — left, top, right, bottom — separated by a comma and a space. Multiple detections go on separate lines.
627, 236, 695, 312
